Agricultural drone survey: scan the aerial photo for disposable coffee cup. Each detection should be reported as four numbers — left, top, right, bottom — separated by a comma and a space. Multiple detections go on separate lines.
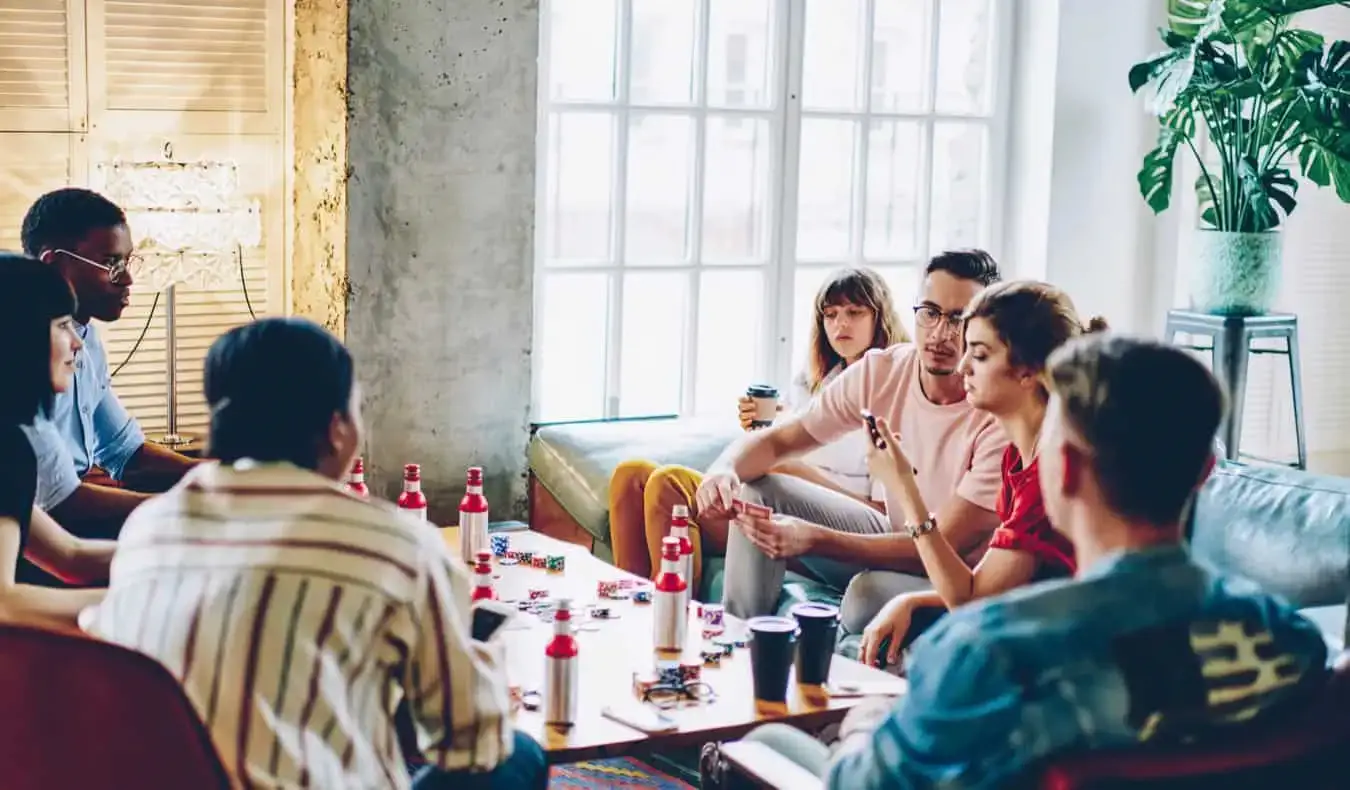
791, 602, 840, 686
746, 384, 779, 429
747, 615, 799, 703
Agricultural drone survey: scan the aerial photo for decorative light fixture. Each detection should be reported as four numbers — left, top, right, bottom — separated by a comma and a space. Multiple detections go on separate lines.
97, 141, 263, 446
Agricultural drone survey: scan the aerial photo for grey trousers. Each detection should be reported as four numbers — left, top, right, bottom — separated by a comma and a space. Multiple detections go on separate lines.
720, 474, 930, 621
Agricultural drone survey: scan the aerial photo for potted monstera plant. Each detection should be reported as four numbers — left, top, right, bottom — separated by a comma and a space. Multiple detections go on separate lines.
1130, 0, 1350, 315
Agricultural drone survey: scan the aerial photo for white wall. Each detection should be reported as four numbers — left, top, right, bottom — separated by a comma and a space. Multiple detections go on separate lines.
1006, 0, 1350, 473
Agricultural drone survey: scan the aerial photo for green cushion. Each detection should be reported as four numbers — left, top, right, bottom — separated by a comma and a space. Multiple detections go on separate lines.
528, 417, 739, 553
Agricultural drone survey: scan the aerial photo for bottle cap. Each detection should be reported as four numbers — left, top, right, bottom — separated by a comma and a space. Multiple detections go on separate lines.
661, 536, 680, 560
555, 597, 573, 619
671, 504, 689, 519
466, 466, 484, 485
475, 550, 492, 564
403, 463, 421, 481
351, 457, 364, 474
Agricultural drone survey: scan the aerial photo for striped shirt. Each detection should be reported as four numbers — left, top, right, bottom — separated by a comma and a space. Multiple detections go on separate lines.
87, 460, 513, 789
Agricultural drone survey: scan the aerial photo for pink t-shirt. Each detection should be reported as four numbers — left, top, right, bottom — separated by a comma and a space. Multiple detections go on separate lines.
797, 343, 1006, 513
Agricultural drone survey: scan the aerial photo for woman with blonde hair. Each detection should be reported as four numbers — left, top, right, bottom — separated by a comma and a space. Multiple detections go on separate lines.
608, 268, 907, 592
855, 279, 1107, 668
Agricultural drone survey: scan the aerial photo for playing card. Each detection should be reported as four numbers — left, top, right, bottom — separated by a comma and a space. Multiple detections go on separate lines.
732, 498, 772, 519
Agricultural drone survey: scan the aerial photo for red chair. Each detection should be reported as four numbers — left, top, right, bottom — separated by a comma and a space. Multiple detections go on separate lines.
0, 623, 231, 789
1038, 653, 1350, 789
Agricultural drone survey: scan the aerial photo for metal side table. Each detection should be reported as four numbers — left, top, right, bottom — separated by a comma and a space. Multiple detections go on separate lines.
1163, 310, 1307, 470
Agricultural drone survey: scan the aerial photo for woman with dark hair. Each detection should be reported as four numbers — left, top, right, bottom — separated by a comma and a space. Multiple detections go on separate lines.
0, 253, 111, 628
88, 317, 546, 790
855, 280, 1106, 668
609, 267, 908, 591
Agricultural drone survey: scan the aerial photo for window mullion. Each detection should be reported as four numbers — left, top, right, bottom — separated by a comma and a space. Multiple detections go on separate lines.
770, 0, 807, 391
680, 0, 711, 416
849, 0, 876, 265
606, 0, 635, 418
917, 0, 942, 265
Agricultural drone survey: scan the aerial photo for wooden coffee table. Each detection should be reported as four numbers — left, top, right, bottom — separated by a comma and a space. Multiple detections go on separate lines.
442, 527, 906, 764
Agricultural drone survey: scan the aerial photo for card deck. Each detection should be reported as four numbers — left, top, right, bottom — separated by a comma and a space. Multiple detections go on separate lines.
731, 498, 772, 519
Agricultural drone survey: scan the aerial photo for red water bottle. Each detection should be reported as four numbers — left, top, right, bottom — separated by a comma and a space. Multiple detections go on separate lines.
470, 550, 495, 602
344, 457, 370, 498
397, 464, 427, 521
458, 467, 489, 564
653, 536, 688, 652
544, 597, 579, 726
669, 505, 695, 611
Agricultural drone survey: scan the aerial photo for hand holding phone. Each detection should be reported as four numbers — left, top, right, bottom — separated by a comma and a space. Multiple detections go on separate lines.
861, 409, 887, 450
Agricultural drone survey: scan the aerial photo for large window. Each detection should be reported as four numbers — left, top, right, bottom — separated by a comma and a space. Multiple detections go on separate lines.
535, 0, 1006, 422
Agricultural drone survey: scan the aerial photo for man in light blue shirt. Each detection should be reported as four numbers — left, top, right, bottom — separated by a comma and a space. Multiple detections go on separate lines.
738, 336, 1330, 789
16, 188, 197, 559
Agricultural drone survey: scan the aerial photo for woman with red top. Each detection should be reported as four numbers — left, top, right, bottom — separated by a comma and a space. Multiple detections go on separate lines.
858, 280, 1106, 669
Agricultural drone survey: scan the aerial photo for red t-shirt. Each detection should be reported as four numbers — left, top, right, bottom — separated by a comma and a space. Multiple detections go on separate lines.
989, 445, 1076, 576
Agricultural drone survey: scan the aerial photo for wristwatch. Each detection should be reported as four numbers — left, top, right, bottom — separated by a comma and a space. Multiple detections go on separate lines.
906, 516, 938, 539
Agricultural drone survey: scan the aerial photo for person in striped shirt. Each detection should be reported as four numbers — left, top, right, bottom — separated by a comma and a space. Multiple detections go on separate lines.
87, 317, 546, 790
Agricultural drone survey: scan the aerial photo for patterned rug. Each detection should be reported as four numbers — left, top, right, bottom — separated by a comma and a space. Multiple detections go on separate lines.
549, 756, 695, 789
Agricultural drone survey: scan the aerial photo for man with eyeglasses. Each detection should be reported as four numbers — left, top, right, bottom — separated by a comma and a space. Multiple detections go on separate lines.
15, 188, 197, 579
701, 250, 1007, 623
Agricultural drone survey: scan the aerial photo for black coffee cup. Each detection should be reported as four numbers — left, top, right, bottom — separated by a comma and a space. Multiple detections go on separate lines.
747, 616, 799, 702
791, 602, 839, 686
745, 385, 779, 429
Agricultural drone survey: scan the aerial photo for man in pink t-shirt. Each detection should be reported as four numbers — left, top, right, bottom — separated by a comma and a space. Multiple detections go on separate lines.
696, 251, 1010, 622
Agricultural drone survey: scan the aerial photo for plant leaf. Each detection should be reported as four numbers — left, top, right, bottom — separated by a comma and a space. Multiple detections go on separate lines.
1139, 126, 1186, 214
1168, 0, 1222, 40
1297, 128, 1350, 201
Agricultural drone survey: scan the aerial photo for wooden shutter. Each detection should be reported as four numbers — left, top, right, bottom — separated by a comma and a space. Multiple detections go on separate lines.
92, 134, 283, 439
0, 133, 75, 251
88, 0, 280, 134
0, 0, 85, 131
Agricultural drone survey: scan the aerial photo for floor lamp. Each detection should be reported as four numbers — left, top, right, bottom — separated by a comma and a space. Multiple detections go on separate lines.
99, 147, 262, 446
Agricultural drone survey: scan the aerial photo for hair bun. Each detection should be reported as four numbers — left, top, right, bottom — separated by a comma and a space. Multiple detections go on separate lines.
1084, 316, 1109, 333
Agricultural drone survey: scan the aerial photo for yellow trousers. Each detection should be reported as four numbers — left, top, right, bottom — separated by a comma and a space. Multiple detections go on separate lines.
607, 460, 731, 593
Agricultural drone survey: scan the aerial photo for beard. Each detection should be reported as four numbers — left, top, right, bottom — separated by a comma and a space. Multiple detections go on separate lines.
922, 363, 957, 376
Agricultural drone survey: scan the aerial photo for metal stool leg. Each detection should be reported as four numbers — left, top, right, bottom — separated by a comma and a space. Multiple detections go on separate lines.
1213, 322, 1250, 464
1286, 326, 1308, 470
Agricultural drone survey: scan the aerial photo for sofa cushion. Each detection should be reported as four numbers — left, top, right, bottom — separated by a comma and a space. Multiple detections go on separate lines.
528, 417, 739, 549
1189, 463, 1350, 609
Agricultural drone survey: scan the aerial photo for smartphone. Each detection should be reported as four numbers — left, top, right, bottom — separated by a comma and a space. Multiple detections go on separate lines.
471, 599, 515, 642
601, 701, 678, 733
861, 409, 887, 450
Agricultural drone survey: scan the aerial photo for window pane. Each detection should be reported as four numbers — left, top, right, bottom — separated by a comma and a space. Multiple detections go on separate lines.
872, 0, 932, 113
863, 120, 924, 260
929, 122, 988, 251
548, 0, 618, 101
545, 112, 613, 262
619, 272, 688, 417
791, 266, 832, 376
796, 119, 859, 261
935, 0, 996, 115
630, 0, 697, 104
871, 265, 922, 341
801, 0, 866, 111
703, 116, 771, 263
707, 0, 775, 109
695, 270, 764, 415
538, 273, 610, 421
626, 114, 693, 263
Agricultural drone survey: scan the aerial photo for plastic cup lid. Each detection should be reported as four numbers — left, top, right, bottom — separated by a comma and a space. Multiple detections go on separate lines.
747, 615, 797, 633
791, 602, 840, 619
746, 384, 779, 398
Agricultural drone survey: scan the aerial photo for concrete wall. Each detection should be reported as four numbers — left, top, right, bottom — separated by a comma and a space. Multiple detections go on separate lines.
344, 0, 539, 520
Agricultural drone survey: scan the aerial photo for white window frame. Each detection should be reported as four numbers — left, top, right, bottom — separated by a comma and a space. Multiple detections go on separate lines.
533, 0, 1013, 422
